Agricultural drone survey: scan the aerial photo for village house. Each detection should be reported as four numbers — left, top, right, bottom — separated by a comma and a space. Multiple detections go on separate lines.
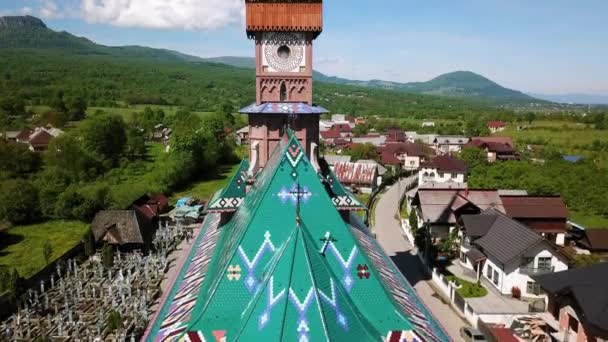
418, 154, 468, 187
12, 126, 64, 151
500, 195, 569, 246
487, 120, 507, 133
421, 121, 436, 128
131, 193, 170, 224
411, 188, 505, 239
351, 133, 387, 147
432, 135, 470, 154
469, 137, 518, 162
356, 159, 387, 176
534, 263, 608, 342
385, 128, 408, 143
91, 210, 153, 250
333, 161, 379, 193
380, 142, 426, 171
458, 210, 568, 299
329, 123, 352, 138
319, 129, 342, 146
323, 155, 352, 167
577, 229, 608, 254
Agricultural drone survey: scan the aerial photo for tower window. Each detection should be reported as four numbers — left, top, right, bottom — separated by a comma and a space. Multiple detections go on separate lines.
277, 45, 291, 60
280, 83, 287, 102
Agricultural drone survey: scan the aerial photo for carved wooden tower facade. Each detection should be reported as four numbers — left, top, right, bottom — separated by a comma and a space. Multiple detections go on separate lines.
241, 0, 327, 168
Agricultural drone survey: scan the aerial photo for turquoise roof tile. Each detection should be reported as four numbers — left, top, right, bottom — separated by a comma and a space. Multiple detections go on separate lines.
145, 131, 449, 342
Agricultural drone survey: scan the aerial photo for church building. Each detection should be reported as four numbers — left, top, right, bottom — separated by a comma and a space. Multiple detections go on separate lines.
144, 1, 449, 341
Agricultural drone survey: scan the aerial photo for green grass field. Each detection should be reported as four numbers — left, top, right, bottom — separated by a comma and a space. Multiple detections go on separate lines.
0, 221, 89, 278
87, 106, 214, 122
570, 211, 608, 230
170, 164, 239, 204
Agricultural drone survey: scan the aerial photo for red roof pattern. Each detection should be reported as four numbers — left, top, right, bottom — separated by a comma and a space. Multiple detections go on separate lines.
469, 137, 516, 153
330, 123, 352, 133
15, 129, 33, 141
132, 194, 170, 221
500, 196, 569, 219
380, 142, 425, 165
28, 130, 53, 148
320, 130, 341, 139
487, 120, 506, 128
333, 161, 377, 186
423, 155, 468, 173
582, 229, 608, 251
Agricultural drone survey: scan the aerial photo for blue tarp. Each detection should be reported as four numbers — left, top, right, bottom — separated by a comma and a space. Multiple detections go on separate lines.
176, 197, 192, 208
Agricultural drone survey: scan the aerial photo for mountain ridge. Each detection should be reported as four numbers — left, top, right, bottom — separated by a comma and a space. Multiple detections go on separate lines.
1, 15, 543, 105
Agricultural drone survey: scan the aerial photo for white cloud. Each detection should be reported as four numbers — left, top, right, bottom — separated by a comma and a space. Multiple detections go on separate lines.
79, 0, 244, 30
20, 7, 33, 15
39, 0, 62, 19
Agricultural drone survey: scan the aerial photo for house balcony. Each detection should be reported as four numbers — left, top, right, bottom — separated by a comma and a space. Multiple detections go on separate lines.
520, 266, 554, 275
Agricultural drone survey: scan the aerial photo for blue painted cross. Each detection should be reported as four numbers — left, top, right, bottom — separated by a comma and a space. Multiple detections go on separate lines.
319, 231, 338, 256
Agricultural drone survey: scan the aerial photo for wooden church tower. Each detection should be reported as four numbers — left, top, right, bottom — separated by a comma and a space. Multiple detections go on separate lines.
240, 0, 327, 168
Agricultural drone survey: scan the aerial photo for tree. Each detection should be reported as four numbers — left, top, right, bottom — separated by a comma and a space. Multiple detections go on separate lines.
465, 119, 490, 137
106, 309, 124, 332
84, 230, 96, 256
459, 146, 487, 171
43, 240, 53, 265
102, 243, 114, 269
349, 143, 378, 161
593, 113, 606, 130
125, 127, 146, 160
0, 96, 26, 118
352, 124, 369, 137
0, 179, 40, 225
50, 92, 67, 113
409, 210, 419, 232
525, 112, 537, 125
80, 114, 127, 167
66, 96, 87, 121
45, 134, 99, 182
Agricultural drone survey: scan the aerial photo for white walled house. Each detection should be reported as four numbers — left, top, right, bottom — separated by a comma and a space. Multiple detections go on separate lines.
459, 210, 568, 298
412, 189, 505, 240
418, 155, 468, 187
433, 136, 470, 154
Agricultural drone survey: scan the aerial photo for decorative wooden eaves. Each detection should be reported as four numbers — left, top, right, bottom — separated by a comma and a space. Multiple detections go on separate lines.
245, 1, 323, 38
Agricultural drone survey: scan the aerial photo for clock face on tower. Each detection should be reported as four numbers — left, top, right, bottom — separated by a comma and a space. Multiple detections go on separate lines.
262, 32, 306, 73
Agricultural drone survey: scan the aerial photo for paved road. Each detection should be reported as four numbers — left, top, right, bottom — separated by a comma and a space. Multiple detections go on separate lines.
374, 177, 466, 341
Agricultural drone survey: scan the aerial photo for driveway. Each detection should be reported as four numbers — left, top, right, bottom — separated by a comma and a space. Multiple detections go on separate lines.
374, 177, 467, 341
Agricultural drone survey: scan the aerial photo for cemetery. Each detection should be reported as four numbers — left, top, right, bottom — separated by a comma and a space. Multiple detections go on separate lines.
0, 220, 193, 341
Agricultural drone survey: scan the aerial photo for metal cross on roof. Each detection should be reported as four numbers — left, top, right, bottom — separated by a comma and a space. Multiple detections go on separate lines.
319, 231, 338, 256
289, 183, 309, 225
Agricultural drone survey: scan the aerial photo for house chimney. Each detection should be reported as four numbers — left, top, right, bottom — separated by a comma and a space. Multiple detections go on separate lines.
247, 141, 260, 178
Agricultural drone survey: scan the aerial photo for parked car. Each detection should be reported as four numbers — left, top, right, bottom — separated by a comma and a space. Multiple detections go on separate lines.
460, 327, 487, 342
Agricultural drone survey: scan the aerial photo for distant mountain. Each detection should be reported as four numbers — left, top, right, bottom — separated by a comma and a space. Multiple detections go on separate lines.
0, 15, 205, 63
205, 57, 540, 105
0, 15, 543, 106
529, 93, 608, 105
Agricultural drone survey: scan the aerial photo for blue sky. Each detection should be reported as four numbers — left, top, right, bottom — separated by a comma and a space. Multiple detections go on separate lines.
1, 0, 608, 95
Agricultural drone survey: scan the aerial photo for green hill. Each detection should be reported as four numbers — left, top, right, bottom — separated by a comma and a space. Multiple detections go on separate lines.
204, 58, 542, 105
0, 15, 205, 62
0, 15, 507, 118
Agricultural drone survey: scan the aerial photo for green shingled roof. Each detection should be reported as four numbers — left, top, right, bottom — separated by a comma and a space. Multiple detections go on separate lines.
207, 159, 250, 212
146, 131, 448, 342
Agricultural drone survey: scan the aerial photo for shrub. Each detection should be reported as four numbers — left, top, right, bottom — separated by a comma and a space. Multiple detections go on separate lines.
0, 179, 40, 225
